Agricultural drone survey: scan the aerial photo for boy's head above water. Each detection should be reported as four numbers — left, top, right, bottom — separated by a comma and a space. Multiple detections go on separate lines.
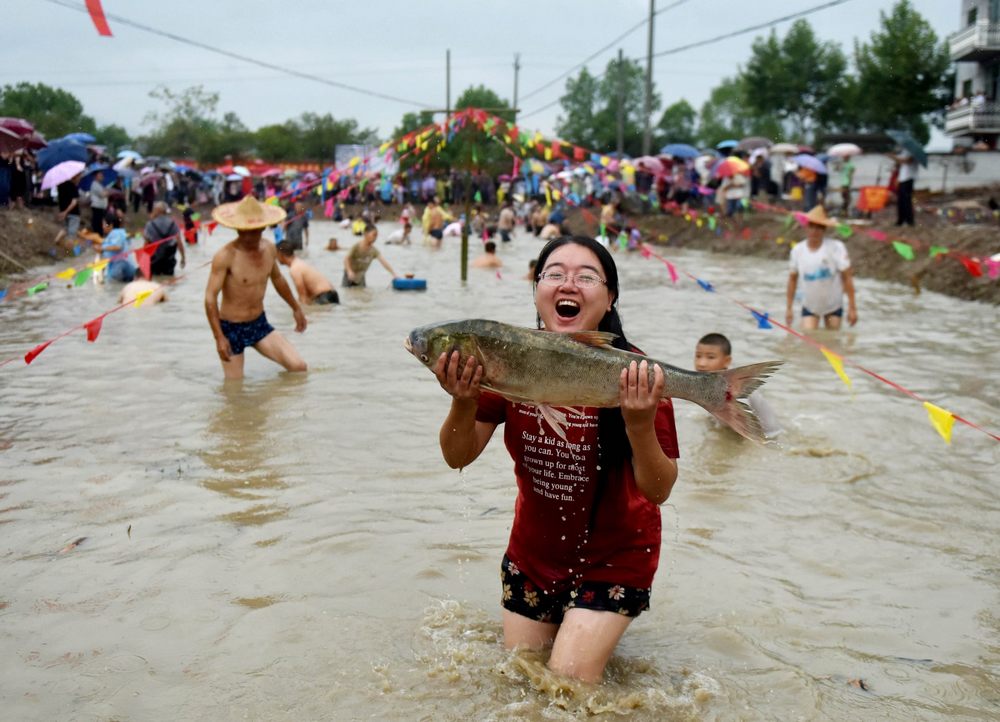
695, 333, 732, 373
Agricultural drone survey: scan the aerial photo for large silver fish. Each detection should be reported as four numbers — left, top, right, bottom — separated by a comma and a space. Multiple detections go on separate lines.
405, 319, 782, 443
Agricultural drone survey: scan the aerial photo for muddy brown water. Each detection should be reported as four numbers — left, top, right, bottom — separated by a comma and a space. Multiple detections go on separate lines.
1, 220, 998, 721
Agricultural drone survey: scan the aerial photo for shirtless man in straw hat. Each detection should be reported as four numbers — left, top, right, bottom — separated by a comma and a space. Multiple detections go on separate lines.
786, 205, 858, 330
205, 196, 307, 379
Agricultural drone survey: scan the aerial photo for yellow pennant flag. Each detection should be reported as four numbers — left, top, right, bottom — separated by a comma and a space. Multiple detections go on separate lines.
56, 268, 77, 280
599, 155, 610, 167
776, 236, 785, 244
503, 134, 510, 143
92, 260, 109, 271
696, 218, 703, 228
133, 289, 153, 308
378, 141, 390, 153
533, 131, 543, 144
552, 189, 561, 200
348, 156, 360, 168
820, 347, 851, 388
544, 147, 552, 161
923, 402, 955, 444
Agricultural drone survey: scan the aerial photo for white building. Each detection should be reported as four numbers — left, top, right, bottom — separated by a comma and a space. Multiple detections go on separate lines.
947, 1, 1000, 146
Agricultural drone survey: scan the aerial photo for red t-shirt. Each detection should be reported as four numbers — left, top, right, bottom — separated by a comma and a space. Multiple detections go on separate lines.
476, 392, 679, 593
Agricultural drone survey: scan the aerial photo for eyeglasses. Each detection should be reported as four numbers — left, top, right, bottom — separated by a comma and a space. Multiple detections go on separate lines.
537, 271, 606, 288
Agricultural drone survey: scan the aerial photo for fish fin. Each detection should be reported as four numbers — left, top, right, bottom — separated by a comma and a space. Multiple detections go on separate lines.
707, 361, 783, 443
566, 330, 618, 349
537, 404, 570, 442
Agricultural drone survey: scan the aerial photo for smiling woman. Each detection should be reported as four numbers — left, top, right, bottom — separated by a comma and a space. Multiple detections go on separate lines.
430, 234, 680, 684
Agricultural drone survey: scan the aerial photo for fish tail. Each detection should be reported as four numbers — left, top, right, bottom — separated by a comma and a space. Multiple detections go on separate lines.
709, 361, 783, 443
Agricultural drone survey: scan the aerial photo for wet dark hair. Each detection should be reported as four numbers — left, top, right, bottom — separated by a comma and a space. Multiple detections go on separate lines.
484, 241, 497, 253
276, 242, 294, 256
698, 332, 731, 356
363, 221, 377, 234
534, 235, 633, 525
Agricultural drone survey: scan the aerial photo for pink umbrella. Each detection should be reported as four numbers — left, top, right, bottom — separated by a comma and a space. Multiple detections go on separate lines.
634, 156, 665, 174
261, 168, 282, 178
139, 172, 164, 187
827, 142, 862, 158
41, 160, 86, 191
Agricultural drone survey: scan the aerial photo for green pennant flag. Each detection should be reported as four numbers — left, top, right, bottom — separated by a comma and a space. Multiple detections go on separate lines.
74, 267, 94, 287
27, 281, 48, 296
929, 245, 949, 258
783, 214, 795, 229
836, 224, 853, 238
708, 216, 717, 231
472, 147, 478, 164
599, 223, 606, 238
474, 190, 482, 203
891, 241, 915, 260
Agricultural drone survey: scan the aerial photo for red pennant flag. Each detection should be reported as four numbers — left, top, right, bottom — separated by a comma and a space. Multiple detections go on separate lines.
84, 316, 104, 343
206, 221, 218, 235
959, 256, 983, 277
85, 0, 113, 36
134, 246, 152, 280
24, 340, 53, 365
573, 146, 585, 162
741, 227, 752, 240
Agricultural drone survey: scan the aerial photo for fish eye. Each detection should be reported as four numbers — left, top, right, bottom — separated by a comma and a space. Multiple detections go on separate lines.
420, 354, 429, 362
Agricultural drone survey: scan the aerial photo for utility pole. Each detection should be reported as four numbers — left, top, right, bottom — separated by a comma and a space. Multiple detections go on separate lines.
446, 49, 451, 124
616, 48, 625, 157
513, 52, 521, 124
643, 0, 655, 156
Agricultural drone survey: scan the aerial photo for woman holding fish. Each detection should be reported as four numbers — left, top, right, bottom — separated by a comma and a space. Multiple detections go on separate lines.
431, 235, 680, 683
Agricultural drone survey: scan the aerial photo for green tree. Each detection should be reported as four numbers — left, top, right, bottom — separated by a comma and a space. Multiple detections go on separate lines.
0, 82, 97, 139
296, 112, 377, 162
853, 0, 951, 143
255, 121, 303, 161
96, 123, 132, 154
557, 57, 660, 156
140, 85, 224, 159
742, 20, 849, 141
697, 76, 781, 147
656, 99, 697, 146
555, 67, 600, 149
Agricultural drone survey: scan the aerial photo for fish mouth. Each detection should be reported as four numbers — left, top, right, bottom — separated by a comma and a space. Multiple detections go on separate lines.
403, 336, 413, 354
555, 299, 581, 319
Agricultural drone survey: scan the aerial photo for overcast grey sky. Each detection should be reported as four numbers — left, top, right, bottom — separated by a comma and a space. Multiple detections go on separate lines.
7, 0, 958, 148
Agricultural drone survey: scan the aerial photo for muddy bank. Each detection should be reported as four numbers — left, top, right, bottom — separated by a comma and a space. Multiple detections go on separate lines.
566, 206, 1000, 306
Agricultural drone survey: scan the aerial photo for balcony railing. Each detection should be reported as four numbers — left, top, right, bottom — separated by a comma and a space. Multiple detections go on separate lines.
949, 20, 1000, 61
946, 102, 1000, 135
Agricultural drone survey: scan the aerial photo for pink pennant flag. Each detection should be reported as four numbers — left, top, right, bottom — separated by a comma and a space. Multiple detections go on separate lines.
640, 244, 652, 259
324, 198, 334, 218
664, 260, 678, 284
867, 229, 888, 241
135, 246, 152, 280
84, 316, 104, 342
24, 340, 53, 365
986, 258, 1000, 279
495, 270, 503, 280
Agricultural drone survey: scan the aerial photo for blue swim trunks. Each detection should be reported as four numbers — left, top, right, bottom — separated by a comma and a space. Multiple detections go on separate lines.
220, 312, 274, 355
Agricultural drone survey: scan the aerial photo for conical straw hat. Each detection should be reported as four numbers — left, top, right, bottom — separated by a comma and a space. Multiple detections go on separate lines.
804, 205, 837, 228
212, 195, 286, 230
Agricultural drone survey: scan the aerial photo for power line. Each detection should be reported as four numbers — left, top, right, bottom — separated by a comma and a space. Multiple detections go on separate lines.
43, 0, 432, 109
517, 0, 691, 104
519, 0, 855, 120
654, 0, 854, 57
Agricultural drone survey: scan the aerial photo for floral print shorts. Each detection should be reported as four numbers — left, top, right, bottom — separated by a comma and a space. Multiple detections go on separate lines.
500, 555, 651, 624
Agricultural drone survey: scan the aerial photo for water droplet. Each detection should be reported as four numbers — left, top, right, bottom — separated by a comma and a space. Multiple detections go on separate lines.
560, 535, 566, 540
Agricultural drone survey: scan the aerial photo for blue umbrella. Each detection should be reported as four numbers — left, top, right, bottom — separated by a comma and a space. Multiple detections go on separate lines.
37, 138, 89, 171
715, 139, 739, 150
792, 154, 828, 175
886, 129, 928, 168
60, 132, 97, 144
116, 149, 143, 160
659, 143, 700, 159
79, 164, 118, 191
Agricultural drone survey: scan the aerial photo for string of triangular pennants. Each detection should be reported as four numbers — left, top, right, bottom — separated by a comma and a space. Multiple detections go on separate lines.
636, 241, 999, 446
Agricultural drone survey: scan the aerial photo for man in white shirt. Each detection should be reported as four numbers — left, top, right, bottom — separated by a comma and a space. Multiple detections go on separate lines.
786, 205, 858, 330
89, 171, 109, 234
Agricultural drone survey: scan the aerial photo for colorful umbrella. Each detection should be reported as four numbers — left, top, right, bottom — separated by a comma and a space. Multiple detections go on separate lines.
79, 164, 117, 191
792, 154, 828, 174
0, 117, 35, 138
770, 142, 800, 155
736, 136, 772, 152
659, 143, 700, 159
634, 156, 666, 174
139, 172, 163, 187
60, 132, 97, 144
886, 129, 928, 168
713, 156, 751, 178
41, 160, 86, 191
116, 149, 143, 160
37, 138, 88, 172
0, 126, 24, 154
827, 143, 862, 158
